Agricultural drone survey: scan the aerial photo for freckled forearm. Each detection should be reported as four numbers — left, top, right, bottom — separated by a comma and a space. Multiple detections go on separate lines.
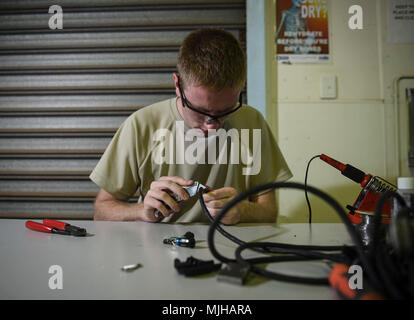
238, 199, 277, 223
93, 199, 144, 221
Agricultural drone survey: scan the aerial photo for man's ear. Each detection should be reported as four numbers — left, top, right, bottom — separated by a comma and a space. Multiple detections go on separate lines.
173, 73, 180, 97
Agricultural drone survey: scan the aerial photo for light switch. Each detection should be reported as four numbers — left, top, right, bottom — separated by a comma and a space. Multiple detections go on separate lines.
320, 75, 337, 99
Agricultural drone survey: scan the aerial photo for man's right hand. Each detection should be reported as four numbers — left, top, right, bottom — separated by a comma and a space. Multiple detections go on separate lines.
142, 176, 194, 222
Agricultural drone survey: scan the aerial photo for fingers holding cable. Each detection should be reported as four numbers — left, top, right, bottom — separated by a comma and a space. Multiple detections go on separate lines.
156, 176, 193, 202
144, 190, 178, 216
202, 187, 242, 225
143, 177, 192, 221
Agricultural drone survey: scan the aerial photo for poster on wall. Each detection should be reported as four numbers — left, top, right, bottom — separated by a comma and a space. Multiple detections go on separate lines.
387, 0, 414, 44
275, 0, 330, 63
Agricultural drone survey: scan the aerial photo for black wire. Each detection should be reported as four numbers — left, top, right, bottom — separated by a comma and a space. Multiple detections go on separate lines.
200, 181, 414, 296
200, 182, 372, 286
235, 242, 347, 264
234, 241, 348, 285
197, 167, 414, 299
198, 187, 245, 249
214, 183, 384, 291
305, 155, 322, 224
198, 187, 344, 263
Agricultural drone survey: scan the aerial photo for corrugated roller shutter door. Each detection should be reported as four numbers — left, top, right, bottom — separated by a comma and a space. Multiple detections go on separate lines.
0, 0, 246, 219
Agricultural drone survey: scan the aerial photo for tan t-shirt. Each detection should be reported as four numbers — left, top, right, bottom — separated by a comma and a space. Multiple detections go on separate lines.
90, 98, 292, 222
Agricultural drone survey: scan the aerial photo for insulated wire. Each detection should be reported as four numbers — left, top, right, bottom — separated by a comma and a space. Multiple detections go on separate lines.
305, 155, 322, 224
198, 187, 344, 254
234, 242, 347, 285
199, 183, 362, 285
198, 165, 413, 296
200, 181, 413, 297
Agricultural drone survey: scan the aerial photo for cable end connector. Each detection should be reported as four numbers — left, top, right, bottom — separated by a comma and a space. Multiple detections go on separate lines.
174, 257, 221, 276
217, 262, 250, 286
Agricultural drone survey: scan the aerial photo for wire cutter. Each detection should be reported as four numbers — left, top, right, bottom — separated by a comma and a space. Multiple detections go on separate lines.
25, 219, 87, 237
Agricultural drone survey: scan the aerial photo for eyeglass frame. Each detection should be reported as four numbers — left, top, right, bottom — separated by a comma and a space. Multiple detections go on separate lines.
177, 76, 243, 123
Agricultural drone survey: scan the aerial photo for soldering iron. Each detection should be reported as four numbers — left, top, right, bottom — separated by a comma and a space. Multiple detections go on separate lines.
319, 154, 397, 224
192, 155, 414, 299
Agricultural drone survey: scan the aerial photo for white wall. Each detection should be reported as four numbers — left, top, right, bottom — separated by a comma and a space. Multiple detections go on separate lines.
249, 0, 414, 222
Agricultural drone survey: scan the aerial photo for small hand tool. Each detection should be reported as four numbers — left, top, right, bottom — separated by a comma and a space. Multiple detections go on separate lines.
25, 219, 87, 237
154, 181, 207, 219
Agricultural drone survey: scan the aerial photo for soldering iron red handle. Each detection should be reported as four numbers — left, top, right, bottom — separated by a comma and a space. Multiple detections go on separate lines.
320, 154, 346, 171
319, 154, 370, 186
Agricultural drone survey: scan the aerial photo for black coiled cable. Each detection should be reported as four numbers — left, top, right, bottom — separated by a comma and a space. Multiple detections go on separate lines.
199, 181, 414, 298
198, 182, 383, 287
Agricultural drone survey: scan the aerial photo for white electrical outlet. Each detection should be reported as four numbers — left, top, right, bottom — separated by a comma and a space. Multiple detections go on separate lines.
320, 75, 337, 99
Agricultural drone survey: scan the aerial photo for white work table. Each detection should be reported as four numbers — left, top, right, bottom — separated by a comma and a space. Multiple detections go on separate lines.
0, 219, 353, 300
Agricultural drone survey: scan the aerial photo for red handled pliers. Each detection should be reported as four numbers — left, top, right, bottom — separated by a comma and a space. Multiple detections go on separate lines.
25, 219, 87, 237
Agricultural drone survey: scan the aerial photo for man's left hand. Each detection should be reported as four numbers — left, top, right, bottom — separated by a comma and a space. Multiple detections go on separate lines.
202, 187, 245, 225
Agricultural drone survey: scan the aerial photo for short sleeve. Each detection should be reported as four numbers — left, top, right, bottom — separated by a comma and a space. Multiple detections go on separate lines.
247, 111, 293, 189
89, 115, 140, 200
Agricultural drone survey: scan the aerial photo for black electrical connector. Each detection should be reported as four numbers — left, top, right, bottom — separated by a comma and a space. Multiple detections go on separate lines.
174, 256, 221, 276
217, 262, 251, 285
163, 231, 196, 248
